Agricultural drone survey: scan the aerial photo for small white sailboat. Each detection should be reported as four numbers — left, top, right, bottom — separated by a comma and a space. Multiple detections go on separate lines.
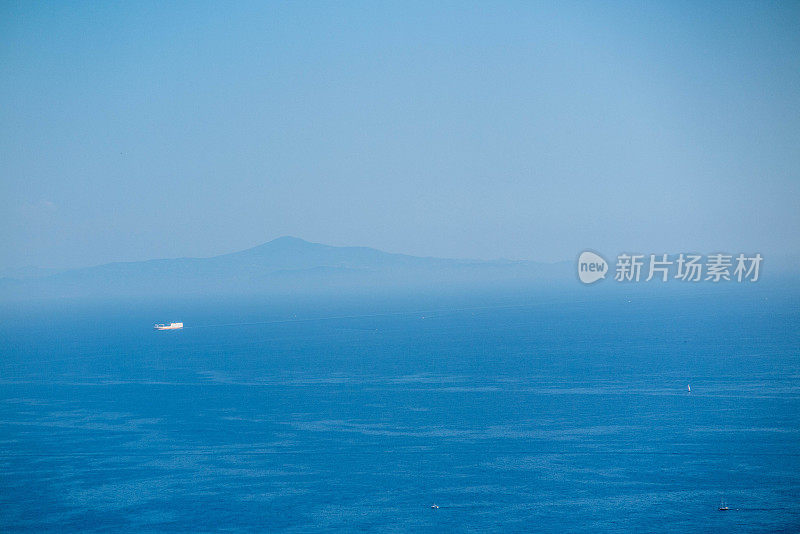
718, 499, 729, 511
154, 322, 183, 330
687, 384, 691, 393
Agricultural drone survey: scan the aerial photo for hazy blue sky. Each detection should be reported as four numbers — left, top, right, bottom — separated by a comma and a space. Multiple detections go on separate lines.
1, 1, 798, 269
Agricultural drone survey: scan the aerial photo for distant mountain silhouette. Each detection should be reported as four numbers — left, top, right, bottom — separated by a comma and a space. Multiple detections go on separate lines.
0, 237, 571, 300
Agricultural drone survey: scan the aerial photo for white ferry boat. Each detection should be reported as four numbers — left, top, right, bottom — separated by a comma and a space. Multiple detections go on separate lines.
154, 322, 183, 330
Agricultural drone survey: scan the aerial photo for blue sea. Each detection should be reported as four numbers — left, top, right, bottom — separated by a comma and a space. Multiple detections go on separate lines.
1, 289, 798, 532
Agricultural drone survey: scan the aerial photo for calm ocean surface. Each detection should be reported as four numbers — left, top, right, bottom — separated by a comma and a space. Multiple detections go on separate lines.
1, 289, 798, 532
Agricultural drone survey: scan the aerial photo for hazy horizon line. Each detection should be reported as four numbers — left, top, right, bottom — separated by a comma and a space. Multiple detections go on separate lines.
5, 235, 799, 277
1, 235, 572, 275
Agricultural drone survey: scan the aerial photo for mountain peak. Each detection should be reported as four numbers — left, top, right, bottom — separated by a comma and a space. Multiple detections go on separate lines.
226, 236, 332, 259
267, 236, 311, 246
0, 236, 564, 300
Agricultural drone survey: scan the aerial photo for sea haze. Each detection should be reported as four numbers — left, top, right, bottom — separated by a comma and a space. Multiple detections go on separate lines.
0, 287, 798, 532
0, 237, 571, 301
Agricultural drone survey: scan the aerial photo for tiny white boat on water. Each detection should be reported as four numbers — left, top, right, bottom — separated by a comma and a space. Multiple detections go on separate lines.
154, 322, 183, 330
